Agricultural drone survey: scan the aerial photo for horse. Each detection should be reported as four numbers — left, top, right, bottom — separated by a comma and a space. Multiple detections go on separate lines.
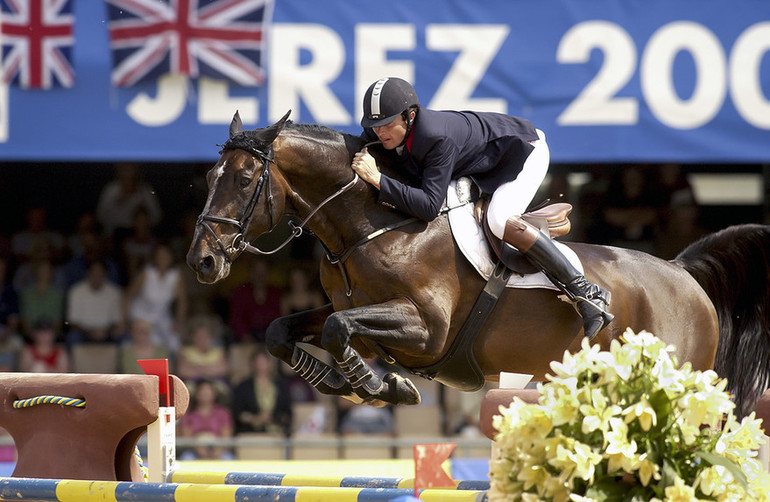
187, 111, 770, 417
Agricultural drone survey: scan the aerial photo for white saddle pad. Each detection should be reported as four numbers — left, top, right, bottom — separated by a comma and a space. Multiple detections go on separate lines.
446, 179, 584, 290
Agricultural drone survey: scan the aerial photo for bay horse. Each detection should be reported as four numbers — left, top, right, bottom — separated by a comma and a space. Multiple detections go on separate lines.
187, 111, 770, 417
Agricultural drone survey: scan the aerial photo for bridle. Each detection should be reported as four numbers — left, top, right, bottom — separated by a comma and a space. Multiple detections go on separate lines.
195, 136, 359, 263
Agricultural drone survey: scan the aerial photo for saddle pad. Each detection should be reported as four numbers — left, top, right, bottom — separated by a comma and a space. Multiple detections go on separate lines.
446, 179, 584, 290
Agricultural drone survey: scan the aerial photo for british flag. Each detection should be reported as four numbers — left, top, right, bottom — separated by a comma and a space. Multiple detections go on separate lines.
0, 0, 75, 89
105, 0, 272, 87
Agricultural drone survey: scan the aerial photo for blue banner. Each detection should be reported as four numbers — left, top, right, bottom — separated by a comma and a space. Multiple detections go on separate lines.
1, 0, 769, 162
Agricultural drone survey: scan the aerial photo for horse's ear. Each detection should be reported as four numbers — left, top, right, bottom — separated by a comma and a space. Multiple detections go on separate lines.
259, 110, 292, 145
229, 110, 243, 138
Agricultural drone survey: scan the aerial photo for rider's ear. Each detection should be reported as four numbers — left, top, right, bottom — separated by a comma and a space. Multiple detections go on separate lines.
229, 111, 243, 138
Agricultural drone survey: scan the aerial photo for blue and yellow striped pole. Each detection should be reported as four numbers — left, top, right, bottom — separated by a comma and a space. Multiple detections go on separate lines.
0, 477, 488, 501
169, 470, 489, 491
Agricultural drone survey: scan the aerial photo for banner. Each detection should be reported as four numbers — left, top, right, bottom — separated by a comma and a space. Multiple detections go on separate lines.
0, 0, 768, 162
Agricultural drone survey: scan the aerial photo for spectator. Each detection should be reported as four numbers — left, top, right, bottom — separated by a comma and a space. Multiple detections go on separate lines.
179, 379, 234, 460
96, 163, 162, 241
120, 207, 158, 284
61, 229, 120, 291
66, 211, 100, 260
0, 325, 23, 372
600, 167, 662, 254
177, 315, 229, 385
124, 243, 188, 354
0, 256, 21, 341
19, 319, 68, 373
65, 260, 124, 347
280, 267, 325, 316
11, 206, 65, 265
119, 317, 170, 374
18, 260, 64, 336
12, 237, 66, 295
232, 347, 293, 436
228, 257, 282, 343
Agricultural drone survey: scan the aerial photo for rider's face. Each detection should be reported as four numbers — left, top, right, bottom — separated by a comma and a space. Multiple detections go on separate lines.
373, 113, 410, 150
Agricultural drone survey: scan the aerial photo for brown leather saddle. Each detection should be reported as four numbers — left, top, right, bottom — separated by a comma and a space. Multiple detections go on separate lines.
477, 198, 573, 274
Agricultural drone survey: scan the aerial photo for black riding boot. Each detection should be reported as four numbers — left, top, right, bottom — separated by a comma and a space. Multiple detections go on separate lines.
502, 217, 614, 339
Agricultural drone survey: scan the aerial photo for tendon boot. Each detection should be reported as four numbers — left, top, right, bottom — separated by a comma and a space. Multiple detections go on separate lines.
336, 346, 386, 405
502, 216, 614, 339
289, 346, 357, 400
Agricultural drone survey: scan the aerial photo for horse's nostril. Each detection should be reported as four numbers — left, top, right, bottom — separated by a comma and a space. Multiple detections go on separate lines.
201, 255, 214, 271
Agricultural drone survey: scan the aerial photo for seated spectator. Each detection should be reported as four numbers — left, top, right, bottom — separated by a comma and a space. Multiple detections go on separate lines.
61, 230, 120, 291
12, 237, 66, 295
66, 260, 124, 347
18, 259, 64, 336
96, 163, 162, 243
120, 207, 158, 284
280, 267, 325, 316
228, 257, 281, 343
179, 379, 234, 460
232, 347, 293, 436
124, 243, 188, 354
66, 211, 100, 260
119, 317, 170, 374
177, 315, 228, 385
11, 206, 65, 265
601, 167, 662, 254
0, 256, 21, 342
19, 319, 68, 373
0, 325, 24, 372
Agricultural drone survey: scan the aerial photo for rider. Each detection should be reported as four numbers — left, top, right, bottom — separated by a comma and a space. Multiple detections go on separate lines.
351, 77, 613, 339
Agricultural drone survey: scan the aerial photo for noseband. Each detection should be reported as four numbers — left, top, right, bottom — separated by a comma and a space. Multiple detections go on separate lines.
196, 136, 359, 262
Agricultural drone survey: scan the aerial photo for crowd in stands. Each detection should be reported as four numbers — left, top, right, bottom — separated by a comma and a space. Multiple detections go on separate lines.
0, 161, 716, 460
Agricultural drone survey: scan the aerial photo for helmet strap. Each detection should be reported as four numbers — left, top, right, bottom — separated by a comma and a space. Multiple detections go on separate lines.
398, 108, 417, 148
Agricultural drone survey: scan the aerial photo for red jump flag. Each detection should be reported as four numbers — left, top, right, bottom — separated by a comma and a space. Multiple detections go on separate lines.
413, 442, 457, 497
137, 358, 170, 407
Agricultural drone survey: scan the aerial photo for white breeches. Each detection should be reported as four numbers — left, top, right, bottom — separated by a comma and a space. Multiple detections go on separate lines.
486, 129, 550, 240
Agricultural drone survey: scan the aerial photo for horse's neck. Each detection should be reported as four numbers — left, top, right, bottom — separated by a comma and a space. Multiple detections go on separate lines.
278, 139, 382, 254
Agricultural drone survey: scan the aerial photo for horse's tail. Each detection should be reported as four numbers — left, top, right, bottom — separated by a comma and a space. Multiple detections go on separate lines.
674, 223, 770, 417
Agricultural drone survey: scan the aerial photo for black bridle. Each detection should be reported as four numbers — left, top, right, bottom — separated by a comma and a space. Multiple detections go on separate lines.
196, 135, 360, 263
195, 138, 277, 262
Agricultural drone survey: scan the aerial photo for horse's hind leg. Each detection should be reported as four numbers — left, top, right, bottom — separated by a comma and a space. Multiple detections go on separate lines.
265, 304, 362, 404
321, 300, 426, 406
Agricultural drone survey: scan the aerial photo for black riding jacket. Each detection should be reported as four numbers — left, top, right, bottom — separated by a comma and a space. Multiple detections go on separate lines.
362, 106, 539, 221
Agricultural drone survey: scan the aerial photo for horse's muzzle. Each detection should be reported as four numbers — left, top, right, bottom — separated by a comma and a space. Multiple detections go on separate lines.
186, 240, 231, 284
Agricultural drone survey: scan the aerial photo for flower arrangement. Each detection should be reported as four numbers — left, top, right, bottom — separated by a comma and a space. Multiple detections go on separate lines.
489, 328, 770, 501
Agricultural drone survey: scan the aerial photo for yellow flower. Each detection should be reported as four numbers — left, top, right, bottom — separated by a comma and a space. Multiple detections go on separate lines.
637, 455, 661, 486
663, 476, 698, 502
623, 397, 657, 431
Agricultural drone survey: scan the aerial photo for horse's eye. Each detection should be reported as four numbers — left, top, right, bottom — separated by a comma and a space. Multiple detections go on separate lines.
240, 176, 251, 188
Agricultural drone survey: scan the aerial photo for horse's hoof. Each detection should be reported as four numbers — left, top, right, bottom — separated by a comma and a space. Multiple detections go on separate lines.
384, 373, 421, 406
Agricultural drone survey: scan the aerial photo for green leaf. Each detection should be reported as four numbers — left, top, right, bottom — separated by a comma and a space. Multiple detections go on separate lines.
696, 450, 751, 493
585, 478, 631, 501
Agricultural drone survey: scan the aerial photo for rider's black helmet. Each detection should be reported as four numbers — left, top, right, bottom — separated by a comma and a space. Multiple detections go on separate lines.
361, 77, 419, 128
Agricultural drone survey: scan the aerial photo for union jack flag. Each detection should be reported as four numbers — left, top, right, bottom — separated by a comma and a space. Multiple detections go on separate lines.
105, 0, 272, 87
0, 0, 75, 89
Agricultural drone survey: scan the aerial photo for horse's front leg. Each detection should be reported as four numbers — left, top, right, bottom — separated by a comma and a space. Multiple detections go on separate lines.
321, 299, 427, 406
265, 304, 362, 404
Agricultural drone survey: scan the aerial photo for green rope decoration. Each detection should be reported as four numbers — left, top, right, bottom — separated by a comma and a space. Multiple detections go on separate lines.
12, 395, 86, 409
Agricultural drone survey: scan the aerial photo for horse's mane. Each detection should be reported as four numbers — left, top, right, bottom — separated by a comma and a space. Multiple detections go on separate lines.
284, 121, 363, 150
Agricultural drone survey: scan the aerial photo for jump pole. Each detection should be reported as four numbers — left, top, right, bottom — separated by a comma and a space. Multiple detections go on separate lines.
137, 359, 178, 483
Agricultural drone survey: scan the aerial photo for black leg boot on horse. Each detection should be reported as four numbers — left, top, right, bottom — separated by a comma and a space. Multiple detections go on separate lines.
500, 215, 614, 339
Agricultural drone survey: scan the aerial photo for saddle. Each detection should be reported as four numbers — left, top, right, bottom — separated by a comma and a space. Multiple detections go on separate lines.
476, 197, 573, 274
410, 192, 574, 392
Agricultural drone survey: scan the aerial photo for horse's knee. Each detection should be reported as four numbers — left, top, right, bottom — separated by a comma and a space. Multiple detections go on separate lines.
321, 313, 351, 358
